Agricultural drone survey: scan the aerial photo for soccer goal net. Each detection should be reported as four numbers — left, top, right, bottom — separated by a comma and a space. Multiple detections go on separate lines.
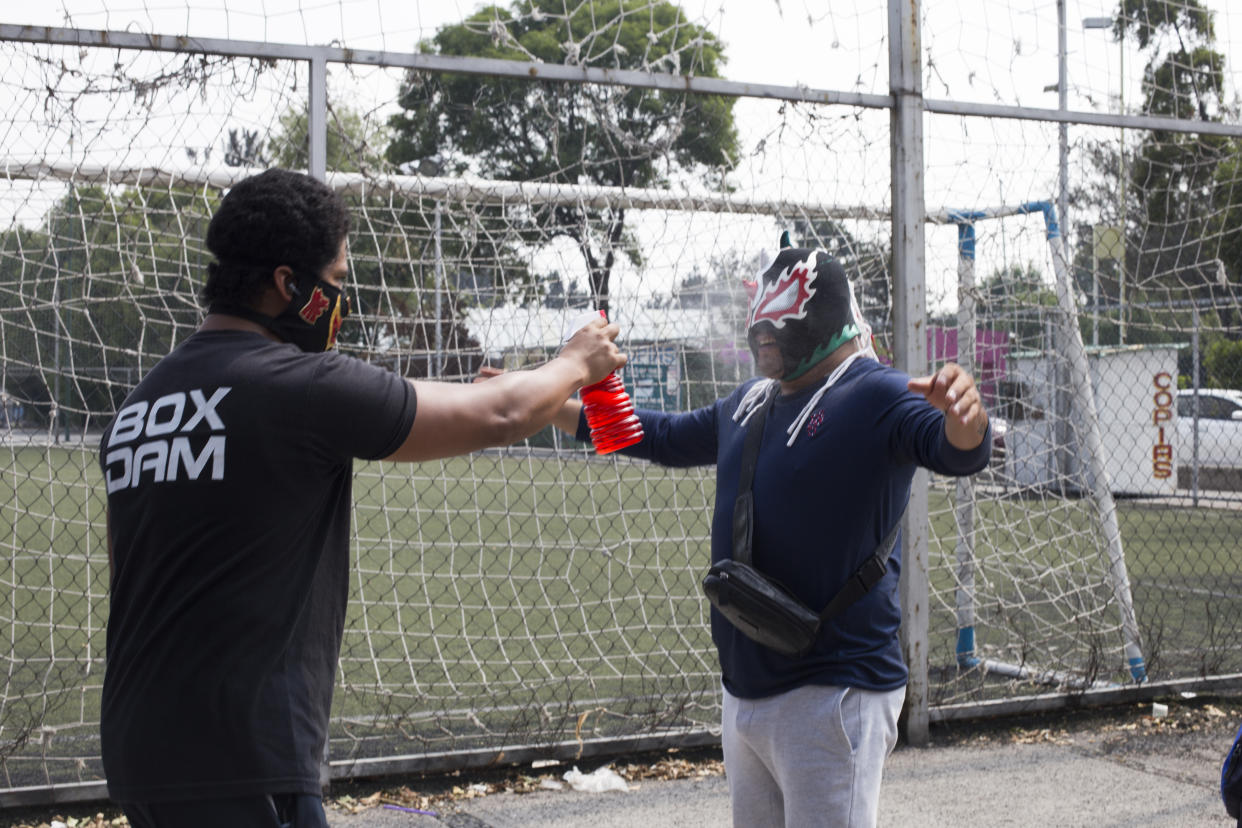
0, 86, 898, 783
0, 159, 1161, 778
924, 203, 1147, 710
922, 190, 1242, 712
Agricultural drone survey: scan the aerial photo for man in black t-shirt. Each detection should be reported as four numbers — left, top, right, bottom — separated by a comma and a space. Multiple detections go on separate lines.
99, 169, 625, 828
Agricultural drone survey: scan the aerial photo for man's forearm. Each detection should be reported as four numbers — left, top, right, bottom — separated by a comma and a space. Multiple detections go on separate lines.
553, 398, 584, 437
480, 356, 590, 445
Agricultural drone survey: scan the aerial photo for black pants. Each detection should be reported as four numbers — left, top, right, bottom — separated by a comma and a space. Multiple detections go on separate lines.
121, 793, 328, 828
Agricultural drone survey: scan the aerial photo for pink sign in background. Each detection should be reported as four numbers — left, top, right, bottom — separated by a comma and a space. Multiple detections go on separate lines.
926, 326, 1010, 405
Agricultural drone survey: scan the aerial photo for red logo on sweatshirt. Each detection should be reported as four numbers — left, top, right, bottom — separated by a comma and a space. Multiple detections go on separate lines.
806, 409, 825, 437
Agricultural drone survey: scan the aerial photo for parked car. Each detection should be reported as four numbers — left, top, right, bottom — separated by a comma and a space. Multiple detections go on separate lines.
1176, 388, 1242, 469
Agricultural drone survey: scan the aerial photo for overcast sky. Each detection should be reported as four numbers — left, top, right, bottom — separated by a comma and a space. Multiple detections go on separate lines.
9, 0, 1239, 112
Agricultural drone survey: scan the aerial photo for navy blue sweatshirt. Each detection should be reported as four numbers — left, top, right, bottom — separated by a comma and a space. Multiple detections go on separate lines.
578, 358, 990, 699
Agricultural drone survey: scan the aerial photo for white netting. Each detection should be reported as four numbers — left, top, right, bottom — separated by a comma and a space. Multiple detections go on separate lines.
1, 0, 1241, 793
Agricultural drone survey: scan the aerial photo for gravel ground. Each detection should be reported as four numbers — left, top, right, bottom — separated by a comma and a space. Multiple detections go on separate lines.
3, 693, 1238, 828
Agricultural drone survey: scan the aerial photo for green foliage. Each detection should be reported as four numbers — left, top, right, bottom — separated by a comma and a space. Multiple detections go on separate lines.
258, 103, 490, 373
1120, 0, 1231, 291
975, 262, 1058, 348
1203, 338, 1242, 390
330, 205, 492, 379
387, 0, 739, 313
1119, 0, 1214, 49
269, 103, 390, 173
1129, 40, 1228, 245
0, 185, 214, 424
1208, 139, 1242, 290
1071, 0, 1236, 305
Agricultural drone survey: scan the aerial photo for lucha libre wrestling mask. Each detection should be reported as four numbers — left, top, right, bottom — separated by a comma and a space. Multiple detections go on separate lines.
745, 242, 859, 381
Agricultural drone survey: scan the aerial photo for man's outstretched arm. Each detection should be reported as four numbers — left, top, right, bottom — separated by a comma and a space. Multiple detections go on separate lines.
385, 317, 625, 462
907, 362, 990, 451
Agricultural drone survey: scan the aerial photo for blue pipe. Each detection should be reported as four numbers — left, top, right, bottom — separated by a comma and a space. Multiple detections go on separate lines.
955, 626, 981, 668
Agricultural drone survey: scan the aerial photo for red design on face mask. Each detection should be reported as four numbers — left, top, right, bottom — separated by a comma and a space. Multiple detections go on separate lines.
298, 286, 332, 324
748, 254, 817, 329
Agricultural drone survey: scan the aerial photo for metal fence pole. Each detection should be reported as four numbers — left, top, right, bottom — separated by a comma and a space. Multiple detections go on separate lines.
1055, 0, 1075, 490
1057, 0, 1069, 241
1192, 306, 1200, 506
308, 52, 328, 181
889, 0, 931, 747
434, 201, 444, 378
309, 50, 329, 788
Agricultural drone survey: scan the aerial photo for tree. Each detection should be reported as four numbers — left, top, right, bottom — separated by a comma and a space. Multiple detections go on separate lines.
540, 272, 590, 309
0, 184, 214, 427
269, 104, 389, 173
386, 0, 739, 315
1201, 338, 1242, 389
1120, 0, 1242, 350
973, 262, 1059, 348
1068, 0, 1239, 349
1209, 143, 1242, 328
223, 128, 269, 168
1127, 32, 1229, 292
1108, 2, 1229, 293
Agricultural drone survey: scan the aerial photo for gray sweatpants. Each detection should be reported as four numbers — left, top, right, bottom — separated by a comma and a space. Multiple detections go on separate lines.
721, 683, 905, 828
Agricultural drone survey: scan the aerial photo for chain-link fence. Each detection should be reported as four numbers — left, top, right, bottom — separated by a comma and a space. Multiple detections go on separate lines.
1, 0, 1241, 803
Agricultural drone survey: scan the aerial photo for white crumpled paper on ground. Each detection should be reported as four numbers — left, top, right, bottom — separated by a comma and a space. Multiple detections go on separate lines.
562, 764, 631, 793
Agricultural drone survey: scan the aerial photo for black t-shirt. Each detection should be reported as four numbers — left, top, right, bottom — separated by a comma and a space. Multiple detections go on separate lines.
99, 330, 417, 801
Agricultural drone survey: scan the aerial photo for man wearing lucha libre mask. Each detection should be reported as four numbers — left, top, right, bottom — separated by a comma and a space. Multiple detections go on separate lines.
99, 169, 628, 828
552, 234, 993, 827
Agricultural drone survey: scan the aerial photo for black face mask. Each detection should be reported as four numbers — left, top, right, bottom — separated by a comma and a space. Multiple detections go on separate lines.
271, 279, 350, 352
211, 274, 350, 352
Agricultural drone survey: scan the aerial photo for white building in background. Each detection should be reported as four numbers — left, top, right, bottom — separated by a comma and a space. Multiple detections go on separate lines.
464, 303, 748, 413
464, 305, 717, 356
1005, 344, 1181, 496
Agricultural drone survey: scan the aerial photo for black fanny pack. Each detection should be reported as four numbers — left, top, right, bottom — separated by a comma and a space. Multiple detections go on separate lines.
703, 559, 821, 657
702, 384, 902, 659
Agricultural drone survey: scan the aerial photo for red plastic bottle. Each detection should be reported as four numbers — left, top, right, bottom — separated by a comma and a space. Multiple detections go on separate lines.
567, 311, 644, 454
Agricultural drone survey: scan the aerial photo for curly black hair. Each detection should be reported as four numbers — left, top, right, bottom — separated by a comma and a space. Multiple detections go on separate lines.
202, 168, 351, 307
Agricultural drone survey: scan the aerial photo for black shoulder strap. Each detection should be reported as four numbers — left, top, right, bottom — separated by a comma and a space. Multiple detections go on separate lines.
815, 508, 904, 624
728, 379, 906, 624
731, 383, 776, 566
